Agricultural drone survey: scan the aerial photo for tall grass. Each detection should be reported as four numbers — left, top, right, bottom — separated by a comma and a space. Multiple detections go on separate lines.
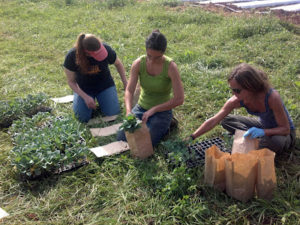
0, 0, 299, 224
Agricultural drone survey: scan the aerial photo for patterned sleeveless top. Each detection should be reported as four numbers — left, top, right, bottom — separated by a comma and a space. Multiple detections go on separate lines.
240, 89, 294, 130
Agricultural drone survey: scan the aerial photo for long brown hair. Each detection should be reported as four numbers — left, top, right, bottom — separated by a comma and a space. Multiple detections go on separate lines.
228, 63, 271, 93
74, 33, 101, 74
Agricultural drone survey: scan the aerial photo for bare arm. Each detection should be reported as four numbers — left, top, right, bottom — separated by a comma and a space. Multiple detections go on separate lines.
191, 96, 240, 139
264, 90, 290, 136
124, 59, 140, 115
64, 67, 96, 109
114, 57, 127, 89
142, 61, 184, 122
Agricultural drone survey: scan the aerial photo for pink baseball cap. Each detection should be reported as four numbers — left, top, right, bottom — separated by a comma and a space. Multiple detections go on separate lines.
85, 42, 108, 61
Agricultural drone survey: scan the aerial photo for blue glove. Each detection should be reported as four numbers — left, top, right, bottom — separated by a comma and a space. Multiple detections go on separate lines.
243, 127, 265, 139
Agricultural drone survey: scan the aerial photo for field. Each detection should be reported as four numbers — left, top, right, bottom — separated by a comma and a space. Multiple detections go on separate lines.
0, 0, 300, 224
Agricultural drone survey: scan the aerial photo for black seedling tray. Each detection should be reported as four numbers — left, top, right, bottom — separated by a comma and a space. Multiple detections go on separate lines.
21, 159, 89, 181
186, 137, 231, 168
54, 158, 89, 175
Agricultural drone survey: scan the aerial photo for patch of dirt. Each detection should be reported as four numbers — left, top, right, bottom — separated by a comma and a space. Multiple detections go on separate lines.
272, 9, 300, 26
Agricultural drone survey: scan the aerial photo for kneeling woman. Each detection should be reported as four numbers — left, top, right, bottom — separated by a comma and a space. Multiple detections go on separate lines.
118, 30, 184, 146
64, 33, 127, 122
190, 63, 295, 154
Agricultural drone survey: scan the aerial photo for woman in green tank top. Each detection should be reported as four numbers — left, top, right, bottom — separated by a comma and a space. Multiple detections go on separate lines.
117, 30, 184, 146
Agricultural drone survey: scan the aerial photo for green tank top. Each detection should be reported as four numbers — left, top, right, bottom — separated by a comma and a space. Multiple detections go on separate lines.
138, 55, 172, 110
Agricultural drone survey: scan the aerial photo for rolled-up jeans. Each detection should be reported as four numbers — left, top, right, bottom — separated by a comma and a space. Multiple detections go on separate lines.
73, 86, 120, 123
221, 115, 296, 154
117, 104, 172, 147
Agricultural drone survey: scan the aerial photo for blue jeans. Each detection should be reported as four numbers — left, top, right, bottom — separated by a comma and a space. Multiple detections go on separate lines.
117, 104, 172, 147
73, 86, 120, 123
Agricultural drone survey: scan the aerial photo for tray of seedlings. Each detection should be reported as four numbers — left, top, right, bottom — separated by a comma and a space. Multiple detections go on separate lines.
9, 112, 90, 180
161, 137, 231, 168
0, 93, 51, 129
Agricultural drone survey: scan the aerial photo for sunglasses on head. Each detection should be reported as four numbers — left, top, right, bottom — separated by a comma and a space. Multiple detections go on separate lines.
231, 88, 242, 94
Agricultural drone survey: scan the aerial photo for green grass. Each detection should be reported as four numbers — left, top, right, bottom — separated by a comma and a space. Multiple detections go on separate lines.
0, 0, 299, 224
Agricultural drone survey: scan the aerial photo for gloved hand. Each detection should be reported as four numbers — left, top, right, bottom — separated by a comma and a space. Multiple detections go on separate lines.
243, 127, 265, 139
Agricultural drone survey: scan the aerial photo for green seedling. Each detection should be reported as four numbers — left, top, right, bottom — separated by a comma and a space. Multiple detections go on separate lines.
119, 114, 142, 133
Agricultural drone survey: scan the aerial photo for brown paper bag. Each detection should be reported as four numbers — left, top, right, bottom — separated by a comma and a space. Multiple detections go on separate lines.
125, 123, 154, 159
232, 129, 259, 154
249, 148, 276, 200
225, 153, 257, 202
204, 145, 231, 191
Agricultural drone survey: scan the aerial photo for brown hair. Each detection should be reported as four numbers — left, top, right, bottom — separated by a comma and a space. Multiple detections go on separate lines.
74, 33, 102, 74
145, 29, 167, 53
228, 63, 271, 93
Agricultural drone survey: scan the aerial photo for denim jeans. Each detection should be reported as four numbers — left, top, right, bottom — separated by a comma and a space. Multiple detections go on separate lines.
221, 115, 296, 154
117, 104, 172, 147
73, 86, 120, 123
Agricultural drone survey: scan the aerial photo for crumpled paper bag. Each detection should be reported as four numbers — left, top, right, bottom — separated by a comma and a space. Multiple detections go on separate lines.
249, 148, 276, 200
125, 123, 154, 159
225, 153, 258, 202
232, 129, 258, 154
204, 145, 231, 191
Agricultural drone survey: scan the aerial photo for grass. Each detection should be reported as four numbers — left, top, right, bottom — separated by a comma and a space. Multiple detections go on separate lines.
0, 0, 299, 224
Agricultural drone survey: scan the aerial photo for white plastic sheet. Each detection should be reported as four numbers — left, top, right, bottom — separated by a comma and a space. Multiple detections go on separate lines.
233, 0, 300, 9
271, 3, 300, 11
199, 0, 263, 4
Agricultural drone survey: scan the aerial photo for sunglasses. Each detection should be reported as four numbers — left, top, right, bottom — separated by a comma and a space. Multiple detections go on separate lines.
231, 88, 242, 94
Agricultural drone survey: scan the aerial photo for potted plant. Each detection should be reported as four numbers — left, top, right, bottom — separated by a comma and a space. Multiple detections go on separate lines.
119, 114, 153, 159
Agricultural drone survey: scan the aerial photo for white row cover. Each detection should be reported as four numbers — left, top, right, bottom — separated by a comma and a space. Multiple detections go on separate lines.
233, 0, 300, 9
271, 3, 300, 11
199, 0, 263, 4
184, 0, 300, 12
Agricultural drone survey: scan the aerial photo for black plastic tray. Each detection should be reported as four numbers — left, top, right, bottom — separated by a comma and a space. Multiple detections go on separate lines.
186, 137, 231, 168
54, 158, 89, 174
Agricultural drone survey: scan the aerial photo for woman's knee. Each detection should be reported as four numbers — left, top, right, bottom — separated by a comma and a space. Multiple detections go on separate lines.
73, 108, 92, 122
117, 130, 127, 142
73, 95, 92, 122
259, 136, 287, 154
97, 86, 120, 116
148, 112, 172, 146
221, 116, 231, 127
221, 115, 236, 134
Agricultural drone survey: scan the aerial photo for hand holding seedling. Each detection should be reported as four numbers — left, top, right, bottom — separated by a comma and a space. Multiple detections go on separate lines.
84, 95, 96, 109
